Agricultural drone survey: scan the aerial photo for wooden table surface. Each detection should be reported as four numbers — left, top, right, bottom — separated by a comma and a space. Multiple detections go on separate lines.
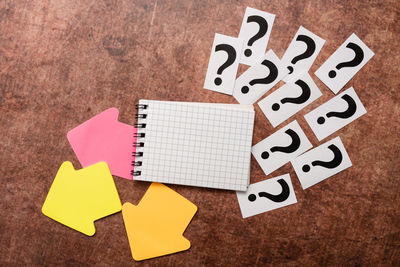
1, 0, 399, 265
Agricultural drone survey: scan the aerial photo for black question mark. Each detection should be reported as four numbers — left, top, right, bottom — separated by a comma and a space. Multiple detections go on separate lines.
302, 144, 343, 172
241, 59, 278, 94
272, 79, 311, 111
214, 44, 237, 86
261, 129, 301, 160
287, 35, 316, 74
248, 179, 290, 203
244, 15, 268, 57
328, 42, 364, 78
317, 94, 357, 125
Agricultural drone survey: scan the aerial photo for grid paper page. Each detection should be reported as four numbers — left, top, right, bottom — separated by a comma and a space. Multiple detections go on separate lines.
134, 100, 255, 191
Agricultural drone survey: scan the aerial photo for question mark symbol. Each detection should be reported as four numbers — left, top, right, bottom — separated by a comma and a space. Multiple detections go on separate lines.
214, 44, 237, 86
248, 179, 290, 203
241, 59, 278, 94
244, 15, 268, 57
302, 144, 343, 172
328, 42, 364, 78
261, 129, 301, 159
317, 94, 357, 124
272, 79, 311, 111
287, 35, 316, 74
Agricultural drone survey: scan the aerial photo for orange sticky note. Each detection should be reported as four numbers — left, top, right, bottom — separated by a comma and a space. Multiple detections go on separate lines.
122, 183, 197, 261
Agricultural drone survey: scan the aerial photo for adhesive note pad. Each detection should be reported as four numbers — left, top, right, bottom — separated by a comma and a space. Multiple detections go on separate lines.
252, 120, 312, 176
203, 33, 244, 95
233, 50, 288, 105
315, 33, 374, 94
281, 26, 325, 82
236, 174, 297, 218
258, 72, 322, 127
238, 7, 275, 66
291, 137, 352, 189
122, 183, 197, 261
42, 161, 122, 236
67, 107, 135, 180
304, 87, 367, 141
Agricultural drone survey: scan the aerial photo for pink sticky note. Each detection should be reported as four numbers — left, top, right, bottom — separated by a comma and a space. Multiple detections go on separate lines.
67, 108, 136, 180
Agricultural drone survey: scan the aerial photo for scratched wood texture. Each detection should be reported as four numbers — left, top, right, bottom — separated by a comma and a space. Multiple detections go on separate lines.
1, 0, 399, 266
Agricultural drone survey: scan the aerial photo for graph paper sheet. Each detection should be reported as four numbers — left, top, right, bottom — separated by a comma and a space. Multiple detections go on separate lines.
134, 100, 255, 191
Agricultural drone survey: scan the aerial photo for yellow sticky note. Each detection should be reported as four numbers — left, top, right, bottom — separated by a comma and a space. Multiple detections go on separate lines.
122, 183, 197, 261
42, 161, 121, 236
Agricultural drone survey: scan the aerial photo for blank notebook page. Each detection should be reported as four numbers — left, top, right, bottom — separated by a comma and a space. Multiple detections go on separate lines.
134, 99, 255, 191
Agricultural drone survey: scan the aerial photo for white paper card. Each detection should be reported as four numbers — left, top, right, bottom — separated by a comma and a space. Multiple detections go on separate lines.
315, 33, 374, 94
238, 7, 275, 66
233, 50, 288, 105
258, 72, 322, 127
291, 136, 352, 189
304, 87, 367, 141
204, 33, 244, 95
252, 120, 312, 175
236, 174, 297, 218
281, 26, 326, 82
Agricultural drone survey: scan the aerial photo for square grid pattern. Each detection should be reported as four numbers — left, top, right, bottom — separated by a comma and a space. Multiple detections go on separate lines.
134, 100, 255, 191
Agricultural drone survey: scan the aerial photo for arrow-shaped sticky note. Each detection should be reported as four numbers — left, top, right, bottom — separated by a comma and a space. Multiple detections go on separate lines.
122, 183, 197, 261
67, 107, 136, 180
42, 161, 122, 236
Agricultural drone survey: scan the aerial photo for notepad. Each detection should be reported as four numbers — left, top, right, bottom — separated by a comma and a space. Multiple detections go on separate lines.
132, 100, 255, 191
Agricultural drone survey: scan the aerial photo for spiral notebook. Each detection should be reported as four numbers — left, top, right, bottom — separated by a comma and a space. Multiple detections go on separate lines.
132, 100, 255, 191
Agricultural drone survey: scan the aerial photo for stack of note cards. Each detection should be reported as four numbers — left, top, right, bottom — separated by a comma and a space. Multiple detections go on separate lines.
132, 100, 255, 191
202, 6, 373, 218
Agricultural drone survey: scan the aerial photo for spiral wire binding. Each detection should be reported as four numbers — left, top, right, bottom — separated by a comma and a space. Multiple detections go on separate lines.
131, 103, 148, 177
